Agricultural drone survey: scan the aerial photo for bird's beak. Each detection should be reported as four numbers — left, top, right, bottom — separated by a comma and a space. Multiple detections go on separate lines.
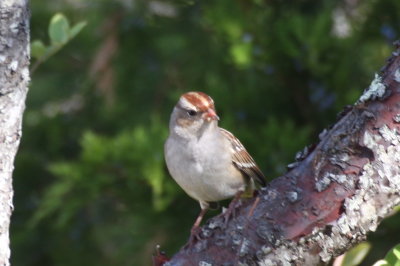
203, 108, 219, 122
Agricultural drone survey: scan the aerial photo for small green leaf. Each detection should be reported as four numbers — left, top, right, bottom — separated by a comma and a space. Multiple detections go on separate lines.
394, 248, 400, 260
372, 260, 390, 266
341, 242, 371, 266
31, 40, 47, 59
69, 21, 87, 39
49, 13, 70, 45
384, 244, 400, 266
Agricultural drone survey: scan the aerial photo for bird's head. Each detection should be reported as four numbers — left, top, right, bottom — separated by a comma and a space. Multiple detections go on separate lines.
169, 91, 219, 139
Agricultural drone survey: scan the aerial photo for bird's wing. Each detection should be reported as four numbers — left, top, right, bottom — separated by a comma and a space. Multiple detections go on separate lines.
219, 128, 266, 186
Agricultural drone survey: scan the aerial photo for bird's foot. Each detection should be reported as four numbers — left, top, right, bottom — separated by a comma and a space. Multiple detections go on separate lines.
183, 226, 203, 250
223, 191, 244, 225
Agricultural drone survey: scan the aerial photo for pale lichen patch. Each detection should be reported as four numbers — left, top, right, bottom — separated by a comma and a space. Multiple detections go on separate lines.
331, 174, 347, 184
394, 67, 400, 83
239, 239, 250, 257
8, 61, 18, 72
378, 125, 399, 145
363, 131, 382, 150
9, 22, 19, 34
198, 261, 212, 266
336, 216, 351, 234
357, 74, 387, 104
315, 172, 349, 192
393, 114, 400, 123
0, 55, 6, 63
315, 173, 331, 192
286, 191, 299, 203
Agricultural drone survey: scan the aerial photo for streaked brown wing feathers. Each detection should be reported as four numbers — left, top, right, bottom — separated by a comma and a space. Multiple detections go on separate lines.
219, 128, 266, 186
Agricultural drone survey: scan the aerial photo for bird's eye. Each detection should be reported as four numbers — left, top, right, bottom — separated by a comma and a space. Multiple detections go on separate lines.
187, 110, 197, 116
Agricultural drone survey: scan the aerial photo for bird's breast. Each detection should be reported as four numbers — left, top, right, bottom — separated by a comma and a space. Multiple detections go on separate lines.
165, 133, 245, 203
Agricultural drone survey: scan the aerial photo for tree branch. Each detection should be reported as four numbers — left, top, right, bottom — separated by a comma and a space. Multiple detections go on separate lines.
162, 42, 400, 265
0, 1, 30, 265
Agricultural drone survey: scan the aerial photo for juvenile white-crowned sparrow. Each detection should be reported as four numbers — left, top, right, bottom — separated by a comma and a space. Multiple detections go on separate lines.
164, 91, 266, 232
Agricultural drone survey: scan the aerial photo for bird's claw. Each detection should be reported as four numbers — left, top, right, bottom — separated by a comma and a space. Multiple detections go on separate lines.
183, 226, 203, 249
223, 196, 243, 225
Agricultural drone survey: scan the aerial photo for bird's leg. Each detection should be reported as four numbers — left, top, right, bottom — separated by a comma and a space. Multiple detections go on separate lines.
247, 195, 260, 218
185, 207, 208, 248
191, 208, 208, 235
223, 190, 244, 225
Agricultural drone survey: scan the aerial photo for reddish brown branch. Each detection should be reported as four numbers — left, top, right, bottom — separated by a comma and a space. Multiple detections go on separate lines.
160, 41, 400, 265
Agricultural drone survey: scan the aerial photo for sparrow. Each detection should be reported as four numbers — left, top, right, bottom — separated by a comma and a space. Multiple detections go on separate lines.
164, 91, 266, 234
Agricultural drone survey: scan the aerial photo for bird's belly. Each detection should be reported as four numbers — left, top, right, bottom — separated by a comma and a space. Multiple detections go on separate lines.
167, 152, 245, 202
165, 134, 246, 203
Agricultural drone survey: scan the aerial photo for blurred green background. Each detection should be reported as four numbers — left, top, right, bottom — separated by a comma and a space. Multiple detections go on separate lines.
11, 0, 400, 265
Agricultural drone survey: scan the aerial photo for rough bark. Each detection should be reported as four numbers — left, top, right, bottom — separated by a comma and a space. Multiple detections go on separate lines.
0, 0, 30, 265
162, 43, 400, 266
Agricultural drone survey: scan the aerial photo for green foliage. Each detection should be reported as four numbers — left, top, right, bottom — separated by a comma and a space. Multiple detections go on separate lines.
258, 117, 312, 174
341, 242, 371, 266
12, 1, 400, 265
374, 244, 400, 266
49, 13, 70, 44
31, 120, 173, 227
30, 40, 47, 59
31, 13, 86, 72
